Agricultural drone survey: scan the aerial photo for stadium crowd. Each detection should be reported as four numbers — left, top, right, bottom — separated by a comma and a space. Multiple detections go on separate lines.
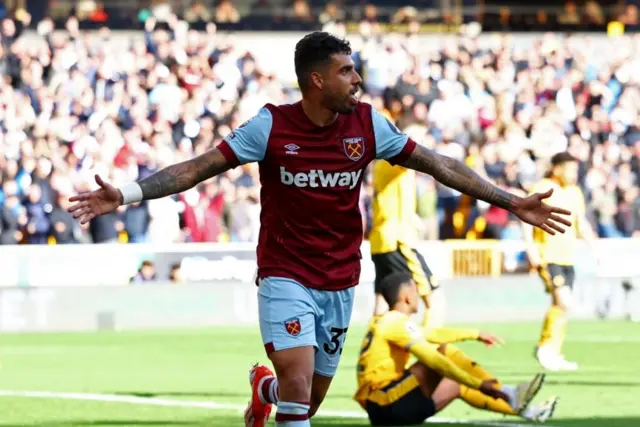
0, 13, 639, 245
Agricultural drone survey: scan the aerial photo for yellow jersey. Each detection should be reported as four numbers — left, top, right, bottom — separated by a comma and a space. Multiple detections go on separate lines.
369, 161, 417, 254
530, 178, 585, 266
354, 311, 482, 407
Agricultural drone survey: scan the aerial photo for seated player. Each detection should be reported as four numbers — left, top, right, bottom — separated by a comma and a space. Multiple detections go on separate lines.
354, 272, 558, 426
370, 157, 441, 329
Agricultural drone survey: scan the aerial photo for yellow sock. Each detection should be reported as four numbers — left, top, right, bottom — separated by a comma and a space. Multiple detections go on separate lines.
538, 306, 567, 352
444, 345, 500, 385
460, 385, 516, 415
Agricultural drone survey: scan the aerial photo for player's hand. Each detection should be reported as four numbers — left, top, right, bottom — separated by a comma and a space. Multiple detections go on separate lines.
68, 175, 123, 224
479, 380, 510, 402
511, 189, 572, 235
477, 332, 504, 348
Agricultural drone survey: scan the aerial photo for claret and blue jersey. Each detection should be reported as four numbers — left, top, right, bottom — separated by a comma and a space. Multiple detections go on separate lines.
217, 101, 416, 291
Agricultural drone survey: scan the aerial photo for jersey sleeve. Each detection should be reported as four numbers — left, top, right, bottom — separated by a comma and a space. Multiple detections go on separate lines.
384, 316, 425, 350
384, 316, 482, 390
371, 108, 416, 164
424, 327, 480, 345
217, 107, 272, 166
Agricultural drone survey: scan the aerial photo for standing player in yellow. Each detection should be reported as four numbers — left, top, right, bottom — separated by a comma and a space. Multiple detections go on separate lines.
369, 155, 440, 328
354, 272, 558, 426
523, 152, 597, 371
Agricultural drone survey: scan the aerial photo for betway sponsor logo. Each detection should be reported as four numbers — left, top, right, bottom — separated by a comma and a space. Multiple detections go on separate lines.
280, 167, 362, 190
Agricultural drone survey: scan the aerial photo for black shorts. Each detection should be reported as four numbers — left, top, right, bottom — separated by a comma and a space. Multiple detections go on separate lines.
372, 245, 438, 296
365, 372, 436, 426
538, 264, 575, 293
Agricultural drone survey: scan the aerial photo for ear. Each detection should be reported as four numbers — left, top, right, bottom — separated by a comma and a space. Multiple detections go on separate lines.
310, 71, 324, 91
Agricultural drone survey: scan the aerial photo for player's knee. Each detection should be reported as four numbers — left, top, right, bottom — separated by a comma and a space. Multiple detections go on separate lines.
409, 361, 432, 385
553, 284, 574, 311
278, 374, 312, 402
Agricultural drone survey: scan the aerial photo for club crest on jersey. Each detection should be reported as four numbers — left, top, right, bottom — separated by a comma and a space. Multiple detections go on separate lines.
284, 318, 302, 336
343, 137, 364, 161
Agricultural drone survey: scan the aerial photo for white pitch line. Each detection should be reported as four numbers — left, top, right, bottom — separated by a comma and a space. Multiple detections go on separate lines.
0, 390, 557, 427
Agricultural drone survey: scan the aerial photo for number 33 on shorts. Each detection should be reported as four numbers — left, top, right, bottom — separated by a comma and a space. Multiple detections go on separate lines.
257, 276, 356, 377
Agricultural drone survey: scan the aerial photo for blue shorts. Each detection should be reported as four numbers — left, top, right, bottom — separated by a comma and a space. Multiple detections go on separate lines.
258, 276, 355, 377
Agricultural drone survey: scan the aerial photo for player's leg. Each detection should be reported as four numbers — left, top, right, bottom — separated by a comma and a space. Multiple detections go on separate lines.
554, 266, 578, 369
310, 286, 356, 417
439, 344, 545, 413
433, 376, 557, 421
248, 277, 319, 427
537, 264, 576, 370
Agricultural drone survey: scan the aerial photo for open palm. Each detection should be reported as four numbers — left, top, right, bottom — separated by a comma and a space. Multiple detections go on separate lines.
68, 175, 123, 224
512, 189, 572, 235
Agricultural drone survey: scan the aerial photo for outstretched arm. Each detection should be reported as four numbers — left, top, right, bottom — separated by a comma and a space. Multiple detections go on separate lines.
399, 144, 515, 210
133, 148, 230, 202
68, 148, 232, 224
398, 144, 572, 234
69, 107, 273, 224
370, 107, 571, 234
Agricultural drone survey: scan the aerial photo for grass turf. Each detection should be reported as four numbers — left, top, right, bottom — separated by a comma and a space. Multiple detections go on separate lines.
0, 321, 638, 426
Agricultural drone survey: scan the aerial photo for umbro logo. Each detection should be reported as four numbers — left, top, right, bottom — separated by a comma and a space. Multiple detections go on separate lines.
285, 144, 300, 155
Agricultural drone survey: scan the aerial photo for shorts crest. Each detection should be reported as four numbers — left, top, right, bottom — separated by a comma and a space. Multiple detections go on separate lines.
284, 318, 302, 336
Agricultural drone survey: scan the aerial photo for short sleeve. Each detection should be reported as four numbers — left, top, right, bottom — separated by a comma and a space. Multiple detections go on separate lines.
384, 317, 424, 350
219, 107, 272, 165
371, 108, 409, 160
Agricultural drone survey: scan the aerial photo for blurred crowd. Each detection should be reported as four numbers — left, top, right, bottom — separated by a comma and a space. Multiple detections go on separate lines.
0, 13, 639, 246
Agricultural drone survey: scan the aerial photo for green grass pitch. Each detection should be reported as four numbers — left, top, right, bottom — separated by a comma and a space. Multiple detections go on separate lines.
0, 321, 638, 426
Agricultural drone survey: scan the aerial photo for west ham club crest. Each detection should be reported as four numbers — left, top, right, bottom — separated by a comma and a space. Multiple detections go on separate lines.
343, 137, 364, 161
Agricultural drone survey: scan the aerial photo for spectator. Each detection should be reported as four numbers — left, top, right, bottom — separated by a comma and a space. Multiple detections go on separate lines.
215, 0, 240, 24
169, 263, 184, 284
131, 260, 157, 284
0, 15, 638, 248
49, 191, 80, 244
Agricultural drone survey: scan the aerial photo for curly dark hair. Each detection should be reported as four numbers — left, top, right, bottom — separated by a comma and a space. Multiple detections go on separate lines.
294, 32, 352, 93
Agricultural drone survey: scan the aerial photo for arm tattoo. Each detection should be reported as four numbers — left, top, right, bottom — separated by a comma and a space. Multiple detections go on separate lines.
400, 144, 517, 211
137, 148, 232, 200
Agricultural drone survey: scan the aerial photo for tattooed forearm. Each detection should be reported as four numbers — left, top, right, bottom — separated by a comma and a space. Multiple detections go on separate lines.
400, 144, 519, 211
137, 148, 231, 200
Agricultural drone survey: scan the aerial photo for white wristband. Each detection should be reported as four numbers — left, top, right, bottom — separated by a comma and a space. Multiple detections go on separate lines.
118, 182, 143, 205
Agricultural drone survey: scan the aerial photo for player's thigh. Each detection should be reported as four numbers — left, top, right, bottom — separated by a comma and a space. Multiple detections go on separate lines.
398, 244, 435, 297
563, 266, 576, 290
365, 371, 436, 426
537, 264, 557, 294
543, 265, 574, 309
258, 276, 319, 353
430, 378, 462, 412
258, 277, 318, 398
314, 286, 355, 378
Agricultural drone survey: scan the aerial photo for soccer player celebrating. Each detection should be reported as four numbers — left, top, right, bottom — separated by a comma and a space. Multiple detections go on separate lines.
370, 154, 441, 328
355, 272, 558, 426
523, 152, 597, 372
68, 33, 571, 427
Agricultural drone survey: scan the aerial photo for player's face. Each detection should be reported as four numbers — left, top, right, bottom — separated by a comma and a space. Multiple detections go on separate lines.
558, 161, 579, 186
322, 54, 362, 114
